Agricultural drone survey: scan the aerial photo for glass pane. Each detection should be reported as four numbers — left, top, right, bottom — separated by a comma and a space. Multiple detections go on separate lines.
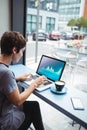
32, 23, 36, 32
51, 18, 55, 24
25, 0, 86, 70
27, 15, 31, 22
32, 15, 36, 22
46, 17, 50, 23
26, 23, 31, 34
46, 24, 50, 32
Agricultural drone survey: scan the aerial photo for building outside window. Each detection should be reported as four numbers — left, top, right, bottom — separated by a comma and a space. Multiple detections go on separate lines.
25, 0, 86, 65
45, 0, 59, 12
26, 0, 84, 33
58, 0, 81, 30
27, 0, 59, 12
27, 0, 36, 8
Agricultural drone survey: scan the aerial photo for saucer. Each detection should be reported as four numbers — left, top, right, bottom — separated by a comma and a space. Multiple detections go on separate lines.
50, 86, 67, 95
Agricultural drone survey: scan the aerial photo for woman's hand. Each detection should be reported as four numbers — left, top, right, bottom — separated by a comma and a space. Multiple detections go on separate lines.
30, 76, 47, 89
16, 73, 33, 82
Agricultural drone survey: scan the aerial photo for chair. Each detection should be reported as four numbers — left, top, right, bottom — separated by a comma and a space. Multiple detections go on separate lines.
76, 57, 87, 68
74, 57, 87, 93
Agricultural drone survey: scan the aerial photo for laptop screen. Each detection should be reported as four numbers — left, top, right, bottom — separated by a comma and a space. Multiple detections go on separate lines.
36, 55, 66, 81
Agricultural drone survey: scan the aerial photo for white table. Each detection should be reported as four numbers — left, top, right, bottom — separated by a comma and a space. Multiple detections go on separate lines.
9, 64, 87, 129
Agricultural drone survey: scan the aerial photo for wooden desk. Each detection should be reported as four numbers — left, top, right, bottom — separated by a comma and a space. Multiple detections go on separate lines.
9, 64, 87, 129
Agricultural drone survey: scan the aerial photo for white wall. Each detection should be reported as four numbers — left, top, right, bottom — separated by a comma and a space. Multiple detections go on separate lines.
0, 0, 10, 37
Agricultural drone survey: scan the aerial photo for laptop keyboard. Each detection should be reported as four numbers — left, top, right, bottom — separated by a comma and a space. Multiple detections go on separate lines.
31, 75, 39, 79
43, 81, 52, 86
30, 75, 52, 86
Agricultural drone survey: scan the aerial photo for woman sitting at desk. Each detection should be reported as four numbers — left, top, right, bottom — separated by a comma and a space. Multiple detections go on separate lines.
0, 31, 47, 130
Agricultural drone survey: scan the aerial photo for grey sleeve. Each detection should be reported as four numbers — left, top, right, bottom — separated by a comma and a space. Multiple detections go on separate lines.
1, 70, 17, 95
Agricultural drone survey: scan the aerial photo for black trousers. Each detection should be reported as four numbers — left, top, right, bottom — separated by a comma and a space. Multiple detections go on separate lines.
18, 101, 44, 130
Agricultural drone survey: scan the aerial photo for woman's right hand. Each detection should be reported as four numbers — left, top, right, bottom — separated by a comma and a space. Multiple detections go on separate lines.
31, 76, 47, 89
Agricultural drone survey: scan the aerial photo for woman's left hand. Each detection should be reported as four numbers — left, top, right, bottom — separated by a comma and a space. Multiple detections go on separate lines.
16, 73, 33, 82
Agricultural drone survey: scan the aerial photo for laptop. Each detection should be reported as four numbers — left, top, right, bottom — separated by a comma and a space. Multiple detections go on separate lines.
25, 55, 66, 91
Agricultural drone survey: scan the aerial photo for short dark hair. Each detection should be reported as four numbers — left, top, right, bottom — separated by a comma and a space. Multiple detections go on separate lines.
0, 31, 26, 55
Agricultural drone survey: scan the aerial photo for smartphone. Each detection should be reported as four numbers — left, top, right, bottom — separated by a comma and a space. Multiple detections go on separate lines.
71, 97, 84, 110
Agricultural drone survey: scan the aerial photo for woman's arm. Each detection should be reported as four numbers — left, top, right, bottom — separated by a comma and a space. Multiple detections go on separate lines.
15, 73, 32, 82
7, 76, 47, 106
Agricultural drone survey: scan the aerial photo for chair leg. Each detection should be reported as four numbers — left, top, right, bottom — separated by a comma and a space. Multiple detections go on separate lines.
71, 120, 82, 130
71, 120, 77, 126
79, 125, 81, 130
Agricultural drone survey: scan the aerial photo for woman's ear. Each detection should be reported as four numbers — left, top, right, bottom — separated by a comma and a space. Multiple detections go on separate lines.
13, 47, 17, 54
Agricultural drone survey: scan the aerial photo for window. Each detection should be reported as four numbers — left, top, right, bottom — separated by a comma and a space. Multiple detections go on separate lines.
25, 0, 83, 65
27, 0, 36, 8
45, 0, 58, 12
46, 17, 55, 32
26, 15, 42, 34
